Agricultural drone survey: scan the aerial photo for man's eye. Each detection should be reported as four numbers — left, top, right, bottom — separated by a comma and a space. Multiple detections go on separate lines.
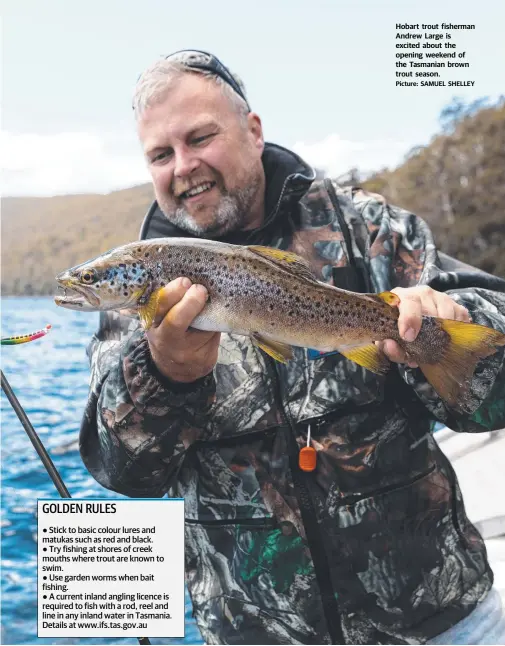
151, 150, 173, 163
192, 134, 214, 146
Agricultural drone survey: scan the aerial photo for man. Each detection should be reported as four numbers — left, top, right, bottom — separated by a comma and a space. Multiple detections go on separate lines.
80, 51, 505, 644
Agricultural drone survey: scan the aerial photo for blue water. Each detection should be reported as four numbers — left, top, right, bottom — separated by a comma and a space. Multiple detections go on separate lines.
1, 297, 203, 646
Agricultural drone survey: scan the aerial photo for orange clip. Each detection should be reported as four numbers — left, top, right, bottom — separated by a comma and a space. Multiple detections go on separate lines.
299, 425, 317, 472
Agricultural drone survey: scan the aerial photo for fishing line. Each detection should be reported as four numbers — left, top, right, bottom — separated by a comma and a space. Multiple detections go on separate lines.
1, 329, 152, 645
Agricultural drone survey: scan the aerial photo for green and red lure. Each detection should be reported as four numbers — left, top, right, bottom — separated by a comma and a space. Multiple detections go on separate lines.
1, 324, 52, 345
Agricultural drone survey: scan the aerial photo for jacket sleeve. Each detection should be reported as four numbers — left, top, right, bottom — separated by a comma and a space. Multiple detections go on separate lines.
347, 186, 505, 432
79, 311, 216, 497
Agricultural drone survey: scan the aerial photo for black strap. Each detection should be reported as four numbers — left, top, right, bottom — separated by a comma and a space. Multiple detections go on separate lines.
429, 270, 505, 294
325, 179, 371, 293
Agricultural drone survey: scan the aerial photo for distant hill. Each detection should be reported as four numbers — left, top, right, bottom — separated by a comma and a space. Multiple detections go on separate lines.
2, 97, 504, 296
361, 97, 505, 278
2, 185, 154, 295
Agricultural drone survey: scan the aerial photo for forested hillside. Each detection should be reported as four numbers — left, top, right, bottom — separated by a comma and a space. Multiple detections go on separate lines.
2, 97, 504, 295
362, 97, 505, 277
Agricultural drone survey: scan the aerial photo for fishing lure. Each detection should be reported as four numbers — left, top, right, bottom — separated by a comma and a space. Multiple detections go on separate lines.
1, 324, 52, 345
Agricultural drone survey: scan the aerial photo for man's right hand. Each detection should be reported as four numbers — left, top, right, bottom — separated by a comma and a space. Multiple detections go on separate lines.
146, 277, 221, 384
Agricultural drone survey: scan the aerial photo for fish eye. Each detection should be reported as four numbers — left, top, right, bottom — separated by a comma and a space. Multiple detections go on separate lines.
80, 269, 97, 284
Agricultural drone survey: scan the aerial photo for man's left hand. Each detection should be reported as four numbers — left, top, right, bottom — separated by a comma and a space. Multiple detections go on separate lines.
377, 285, 471, 367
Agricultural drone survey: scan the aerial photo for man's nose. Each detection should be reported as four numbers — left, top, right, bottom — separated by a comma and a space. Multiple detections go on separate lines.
174, 147, 200, 177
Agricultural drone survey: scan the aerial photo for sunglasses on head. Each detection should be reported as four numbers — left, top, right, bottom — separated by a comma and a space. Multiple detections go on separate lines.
135, 49, 250, 111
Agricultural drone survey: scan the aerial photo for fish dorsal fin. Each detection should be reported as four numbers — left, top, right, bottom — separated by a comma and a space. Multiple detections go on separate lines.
376, 291, 401, 307
364, 291, 401, 307
247, 246, 317, 283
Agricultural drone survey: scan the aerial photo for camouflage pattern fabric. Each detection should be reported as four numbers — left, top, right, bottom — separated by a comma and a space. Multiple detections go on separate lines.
79, 143, 505, 644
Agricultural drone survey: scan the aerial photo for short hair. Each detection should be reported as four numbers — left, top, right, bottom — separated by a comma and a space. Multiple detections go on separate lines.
133, 52, 250, 123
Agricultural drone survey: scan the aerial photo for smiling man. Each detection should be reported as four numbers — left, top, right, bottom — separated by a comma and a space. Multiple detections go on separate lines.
80, 51, 505, 645
138, 70, 265, 238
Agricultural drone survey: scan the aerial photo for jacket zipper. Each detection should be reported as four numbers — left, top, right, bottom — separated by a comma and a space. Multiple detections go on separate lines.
266, 356, 345, 645
337, 463, 437, 506
185, 517, 276, 528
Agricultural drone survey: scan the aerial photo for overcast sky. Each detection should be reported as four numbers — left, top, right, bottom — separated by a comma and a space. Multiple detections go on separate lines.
1, 0, 504, 197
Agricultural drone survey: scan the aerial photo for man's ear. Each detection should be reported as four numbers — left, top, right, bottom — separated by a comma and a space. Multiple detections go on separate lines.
247, 112, 264, 152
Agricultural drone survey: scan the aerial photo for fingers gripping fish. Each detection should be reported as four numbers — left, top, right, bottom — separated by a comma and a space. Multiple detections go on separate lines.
54, 238, 505, 412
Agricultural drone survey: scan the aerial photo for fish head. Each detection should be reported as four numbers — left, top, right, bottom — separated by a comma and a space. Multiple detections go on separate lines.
54, 245, 150, 311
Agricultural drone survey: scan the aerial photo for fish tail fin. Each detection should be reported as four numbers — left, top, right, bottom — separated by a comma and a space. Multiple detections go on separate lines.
418, 319, 505, 411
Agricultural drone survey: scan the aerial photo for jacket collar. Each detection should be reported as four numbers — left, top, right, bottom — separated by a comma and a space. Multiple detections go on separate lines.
139, 142, 315, 244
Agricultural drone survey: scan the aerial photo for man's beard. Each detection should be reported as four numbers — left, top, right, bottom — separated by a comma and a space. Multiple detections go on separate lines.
157, 177, 261, 239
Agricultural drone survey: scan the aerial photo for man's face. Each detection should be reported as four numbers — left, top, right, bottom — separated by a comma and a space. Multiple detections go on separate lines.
138, 73, 265, 238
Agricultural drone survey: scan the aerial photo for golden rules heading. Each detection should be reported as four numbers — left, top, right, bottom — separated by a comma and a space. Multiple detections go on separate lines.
41, 503, 117, 514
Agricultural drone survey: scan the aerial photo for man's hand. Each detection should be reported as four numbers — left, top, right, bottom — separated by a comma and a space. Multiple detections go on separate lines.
146, 277, 221, 383
377, 285, 471, 367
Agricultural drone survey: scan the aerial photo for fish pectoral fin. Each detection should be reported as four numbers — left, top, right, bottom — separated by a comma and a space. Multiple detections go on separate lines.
138, 288, 163, 330
247, 246, 318, 283
338, 343, 391, 375
251, 333, 294, 363
418, 318, 505, 412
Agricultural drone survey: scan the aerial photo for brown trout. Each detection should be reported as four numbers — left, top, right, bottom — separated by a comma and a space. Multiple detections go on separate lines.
55, 238, 505, 412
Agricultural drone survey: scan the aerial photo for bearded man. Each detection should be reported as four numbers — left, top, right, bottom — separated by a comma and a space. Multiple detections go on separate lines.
80, 50, 505, 645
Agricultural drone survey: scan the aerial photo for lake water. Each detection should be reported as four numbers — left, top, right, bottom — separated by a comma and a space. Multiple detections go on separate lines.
1, 297, 203, 646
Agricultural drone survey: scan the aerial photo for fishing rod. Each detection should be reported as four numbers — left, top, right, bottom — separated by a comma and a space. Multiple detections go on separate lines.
1, 327, 151, 646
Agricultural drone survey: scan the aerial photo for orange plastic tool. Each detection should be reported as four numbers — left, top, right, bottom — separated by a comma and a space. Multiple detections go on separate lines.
299, 425, 317, 472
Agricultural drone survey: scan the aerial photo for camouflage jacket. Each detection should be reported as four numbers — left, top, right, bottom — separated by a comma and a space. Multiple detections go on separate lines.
80, 143, 505, 645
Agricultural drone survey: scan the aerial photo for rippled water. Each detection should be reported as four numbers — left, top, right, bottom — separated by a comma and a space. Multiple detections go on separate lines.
1, 298, 203, 646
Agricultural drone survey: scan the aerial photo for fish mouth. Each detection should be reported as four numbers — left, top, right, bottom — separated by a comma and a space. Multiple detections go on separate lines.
54, 282, 101, 310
